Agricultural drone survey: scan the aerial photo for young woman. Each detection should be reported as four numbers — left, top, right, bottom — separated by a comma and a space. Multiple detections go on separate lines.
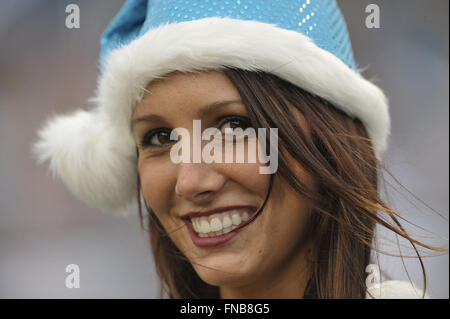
34, 0, 446, 298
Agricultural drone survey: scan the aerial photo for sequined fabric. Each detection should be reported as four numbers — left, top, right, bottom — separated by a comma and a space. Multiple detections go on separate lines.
101, 0, 356, 71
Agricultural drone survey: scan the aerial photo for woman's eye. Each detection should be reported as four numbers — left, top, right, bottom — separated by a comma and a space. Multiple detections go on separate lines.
141, 129, 174, 148
218, 116, 252, 133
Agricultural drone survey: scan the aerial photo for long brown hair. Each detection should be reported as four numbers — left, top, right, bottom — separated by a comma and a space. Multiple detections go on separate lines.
136, 68, 446, 298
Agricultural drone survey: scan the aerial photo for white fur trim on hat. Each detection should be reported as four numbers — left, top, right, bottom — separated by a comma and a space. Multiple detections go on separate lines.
33, 17, 390, 213
366, 280, 429, 299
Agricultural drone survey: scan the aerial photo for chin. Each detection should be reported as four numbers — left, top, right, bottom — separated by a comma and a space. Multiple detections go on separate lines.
193, 256, 253, 287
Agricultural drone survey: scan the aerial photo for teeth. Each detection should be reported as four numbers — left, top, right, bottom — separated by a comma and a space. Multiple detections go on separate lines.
210, 218, 222, 232
193, 220, 199, 232
223, 216, 232, 228
200, 218, 211, 233
190, 208, 253, 237
232, 214, 241, 226
223, 226, 232, 233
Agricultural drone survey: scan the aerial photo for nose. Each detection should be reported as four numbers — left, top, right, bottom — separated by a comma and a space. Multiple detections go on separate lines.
175, 161, 226, 204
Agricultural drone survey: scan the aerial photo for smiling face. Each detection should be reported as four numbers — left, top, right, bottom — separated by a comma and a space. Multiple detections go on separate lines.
132, 70, 316, 297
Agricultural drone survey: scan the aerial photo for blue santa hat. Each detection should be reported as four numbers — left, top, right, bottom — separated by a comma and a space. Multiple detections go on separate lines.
34, 0, 390, 214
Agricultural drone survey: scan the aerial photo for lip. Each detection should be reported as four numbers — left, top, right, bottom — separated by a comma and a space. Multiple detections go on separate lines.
183, 206, 257, 248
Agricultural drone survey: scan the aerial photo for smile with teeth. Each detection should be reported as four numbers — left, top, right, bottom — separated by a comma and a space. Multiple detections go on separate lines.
190, 208, 253, 237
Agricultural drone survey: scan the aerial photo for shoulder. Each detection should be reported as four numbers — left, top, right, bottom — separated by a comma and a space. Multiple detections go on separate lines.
365, 280, 428, 299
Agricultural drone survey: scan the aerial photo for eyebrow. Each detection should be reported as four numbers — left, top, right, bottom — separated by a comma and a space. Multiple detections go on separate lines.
131, 99, 243, 127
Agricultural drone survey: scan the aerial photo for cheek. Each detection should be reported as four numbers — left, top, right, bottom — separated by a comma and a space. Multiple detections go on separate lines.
221, 139, 273, 196
220, 161, 270, 197
139, 158, 187, 239
138, 156, 174, 215
266, 168, 317, 253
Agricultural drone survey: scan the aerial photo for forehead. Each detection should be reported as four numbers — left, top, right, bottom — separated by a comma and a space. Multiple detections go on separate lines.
133, 70, 241, 118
